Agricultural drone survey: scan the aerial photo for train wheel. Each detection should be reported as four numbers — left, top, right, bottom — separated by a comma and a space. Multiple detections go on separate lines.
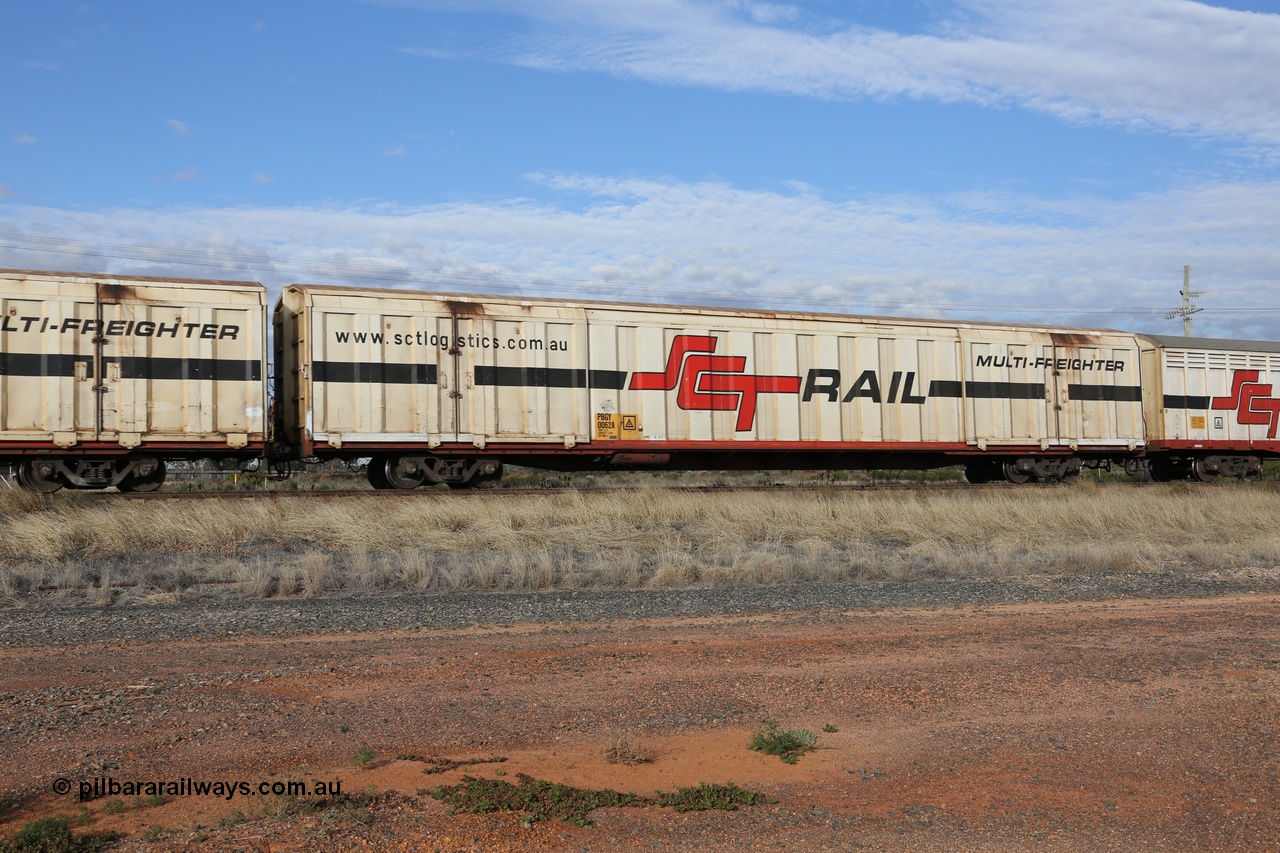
1147, 459, 1177, 482
17, 459, 65, 493
1191, 458, 1217, 483
472, 460, 503, 489
117, 459, 166, 493
1001, 460, 1032, 485
964, 461, 994, 484
366, 455, 392, 490
384, 456, 426, 490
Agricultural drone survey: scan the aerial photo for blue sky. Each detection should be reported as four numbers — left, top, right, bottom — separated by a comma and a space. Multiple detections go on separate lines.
3, 0, 1280, 338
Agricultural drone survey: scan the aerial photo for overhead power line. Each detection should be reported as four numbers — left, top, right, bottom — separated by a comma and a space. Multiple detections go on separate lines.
0, 232, 1273, 321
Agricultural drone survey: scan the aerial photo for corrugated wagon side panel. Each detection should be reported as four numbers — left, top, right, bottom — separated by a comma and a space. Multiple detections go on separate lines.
961, 329, 1055, 446
0, 271, 267, 451
833, 332, 879, 442
111, 298, 265, 438
1145, 340, 1280, 448
1051, 335, 1143, 446
301, 290, 451, 446
455, 303, 591, 442
591, 309, 789, 444
819, 324, 964, 445
587, 308, 977, 448
0, 288, 90, 437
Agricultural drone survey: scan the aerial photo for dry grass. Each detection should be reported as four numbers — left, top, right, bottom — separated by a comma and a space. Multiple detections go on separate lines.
601, 735, 658, 766
3, 481, 1280, 605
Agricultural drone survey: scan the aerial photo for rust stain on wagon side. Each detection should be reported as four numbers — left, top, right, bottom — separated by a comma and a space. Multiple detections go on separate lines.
97, 282, 139, 303
1050, 332, 1098, 347
446, 300, 489, 318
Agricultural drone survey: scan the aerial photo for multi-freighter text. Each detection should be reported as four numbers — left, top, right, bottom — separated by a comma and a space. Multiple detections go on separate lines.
0, 316, 240, 340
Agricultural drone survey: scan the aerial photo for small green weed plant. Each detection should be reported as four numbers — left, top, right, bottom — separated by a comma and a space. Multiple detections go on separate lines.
426, 774, 638, 827
748, 720, 817, 764
425, 774, 774, 827
0, 816, 118, 853
653, 782, 775, 813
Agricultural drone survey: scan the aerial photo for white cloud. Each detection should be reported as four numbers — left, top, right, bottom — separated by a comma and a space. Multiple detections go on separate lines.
171, 168, 200, 181
13, 134, 36, 145
383, 144, 408, 156
166, 118, 196, 136
0, 185, 11, 199
21, 60, 58, 71
254, 172, 277, 184
0, 173, 1276, 338
396, 0, 1280, 146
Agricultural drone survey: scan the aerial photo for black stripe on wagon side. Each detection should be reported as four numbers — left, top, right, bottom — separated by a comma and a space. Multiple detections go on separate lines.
1068, 384, 1143, 402
313, 361, 437, 384
927, 380, 964, 398
1164, 394, 1212, 410
0, 354, 261, 381
111, 357, 262, 382
964, 381, 1047, 400
588, 369, 629, 389
0, 353, 90, 377
473, 365, 628, 389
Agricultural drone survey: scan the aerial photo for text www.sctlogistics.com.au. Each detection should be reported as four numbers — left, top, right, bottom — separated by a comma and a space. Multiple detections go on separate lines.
55, 776, 343, 803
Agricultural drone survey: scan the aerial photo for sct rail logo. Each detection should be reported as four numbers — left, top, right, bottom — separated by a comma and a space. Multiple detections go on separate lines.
1211, 369, 1280, 438
629, 335, 802, 431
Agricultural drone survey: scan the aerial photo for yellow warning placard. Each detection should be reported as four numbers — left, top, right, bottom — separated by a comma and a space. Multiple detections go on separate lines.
620, 414, 641, 439
1190, 415, 1206, 430
594, 412, 619, 439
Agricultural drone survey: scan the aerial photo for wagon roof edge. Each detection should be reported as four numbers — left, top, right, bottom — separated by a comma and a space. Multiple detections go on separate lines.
0, 268, 266, 290
283, 282, 1139, 338
1138, 333, 1280, 354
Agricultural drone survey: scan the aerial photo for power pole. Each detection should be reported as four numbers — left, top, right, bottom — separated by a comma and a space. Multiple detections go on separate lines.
1162, 265, 1204, 337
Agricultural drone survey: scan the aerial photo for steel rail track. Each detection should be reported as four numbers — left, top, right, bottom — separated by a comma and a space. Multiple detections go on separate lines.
86, 480, 1159, 500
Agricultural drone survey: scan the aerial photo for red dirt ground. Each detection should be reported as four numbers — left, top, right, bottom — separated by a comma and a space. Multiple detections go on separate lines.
2, 593, 1278, 851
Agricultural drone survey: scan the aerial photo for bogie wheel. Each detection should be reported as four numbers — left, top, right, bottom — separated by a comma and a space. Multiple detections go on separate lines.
366, 455, 392, 490
17, 459, 65, 493
384, 457, 427, 490
1191, 458, 1217, 483
471, 461, 503, 490
964, 462, 992, 485
118, 458, 166, 493
1147, 459, 1178, 482
1001, 460, 1032, 485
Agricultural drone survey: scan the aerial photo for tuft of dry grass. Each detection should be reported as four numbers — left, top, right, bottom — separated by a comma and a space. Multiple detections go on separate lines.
601, 735, 657, 766
3, 482, 1280, 604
